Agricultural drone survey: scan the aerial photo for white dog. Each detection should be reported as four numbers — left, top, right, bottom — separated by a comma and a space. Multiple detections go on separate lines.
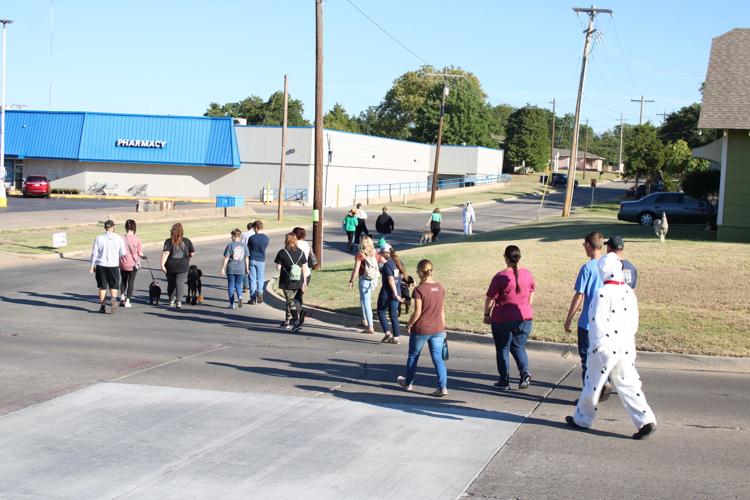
653, 212, 669, 243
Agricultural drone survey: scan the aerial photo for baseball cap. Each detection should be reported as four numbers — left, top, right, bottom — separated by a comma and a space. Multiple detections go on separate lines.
104, 220, 115, 229
605, 235, 624, 250
379, 243, 393, 253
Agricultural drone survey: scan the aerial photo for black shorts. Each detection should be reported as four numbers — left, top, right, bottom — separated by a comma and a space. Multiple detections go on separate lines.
95, 266, 120, 290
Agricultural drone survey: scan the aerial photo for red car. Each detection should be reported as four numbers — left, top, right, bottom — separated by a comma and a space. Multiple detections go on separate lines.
22, 176, 51, 198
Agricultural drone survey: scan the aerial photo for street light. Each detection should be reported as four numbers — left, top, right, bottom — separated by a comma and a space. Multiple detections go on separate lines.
0, 19, 13, 209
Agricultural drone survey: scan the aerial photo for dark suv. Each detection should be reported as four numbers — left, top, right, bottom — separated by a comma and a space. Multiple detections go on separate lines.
539, 173, 579, 188
617, 192, 714, 225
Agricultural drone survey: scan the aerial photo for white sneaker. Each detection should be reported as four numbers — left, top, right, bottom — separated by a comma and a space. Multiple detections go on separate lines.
230, 303, 237, 310
176, 302, 182, 309
396, 376, 413, 391
124, 299, 132, 308
169, 300, 176, 307
381, 332, 393, 343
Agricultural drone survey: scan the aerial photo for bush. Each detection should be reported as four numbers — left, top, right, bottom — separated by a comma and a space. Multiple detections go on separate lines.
50, 188, 81, 195
681, 169, 720, 201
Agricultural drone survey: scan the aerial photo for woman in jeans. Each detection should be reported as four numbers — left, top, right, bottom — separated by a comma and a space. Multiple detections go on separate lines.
428, 207, 442, 242
160, 222, 195, 309
376, 245, 406, 344
484, 245, 535, 390
119, 219, 143, 308
348, 235, 378, 334
344, 209, 358, 252
397, 259, 448, 397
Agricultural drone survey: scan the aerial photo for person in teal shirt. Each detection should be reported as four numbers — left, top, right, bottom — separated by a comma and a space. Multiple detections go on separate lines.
344, 209, 359, 252
428, 208, 442, 242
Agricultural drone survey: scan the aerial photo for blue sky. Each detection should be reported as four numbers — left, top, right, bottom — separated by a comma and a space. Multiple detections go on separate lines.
2, 0, 747, 134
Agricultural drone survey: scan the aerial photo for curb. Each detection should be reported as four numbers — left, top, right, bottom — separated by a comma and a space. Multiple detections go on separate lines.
49, 194, 215, 203
264, 285, 750, 374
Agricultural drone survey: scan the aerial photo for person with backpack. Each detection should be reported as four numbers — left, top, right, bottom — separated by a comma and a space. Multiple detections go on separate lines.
221, 229, 249, 309
428, 207, 442, 242
160, 222, 195, 309
349, 235, 379, 335
344, 209, 359, 252
119, 219, 144, 309
377, 244, 406, 344
375, 207, 394, 237
274, 232, 308, 332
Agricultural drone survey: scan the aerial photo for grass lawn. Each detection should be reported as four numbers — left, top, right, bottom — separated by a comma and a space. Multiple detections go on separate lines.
303, 203, 750, 357
0, 215, 310, 255
379, 172, 621, 212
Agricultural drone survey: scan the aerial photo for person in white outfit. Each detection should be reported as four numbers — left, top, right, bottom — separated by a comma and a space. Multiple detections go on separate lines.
463, 201, 476, 235
90, 219, 127, 314
565, 252, 657, 440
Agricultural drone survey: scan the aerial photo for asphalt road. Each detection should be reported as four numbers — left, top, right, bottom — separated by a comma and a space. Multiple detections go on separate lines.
1, 181, 747, 498
2, 196, 160, 213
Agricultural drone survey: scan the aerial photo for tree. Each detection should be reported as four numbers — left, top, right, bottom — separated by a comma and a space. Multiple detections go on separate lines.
324, 103, 360, 133
204, 92, 309, 126
681, 168, 720, 202
658, 103, 719, 149
488, 104, 515, 141
623, 124, 665, 186
504, 106, 551, 172
664, 139, 709, 179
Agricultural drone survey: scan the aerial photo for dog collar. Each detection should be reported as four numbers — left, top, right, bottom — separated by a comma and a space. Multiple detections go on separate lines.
603, 280, 625, 285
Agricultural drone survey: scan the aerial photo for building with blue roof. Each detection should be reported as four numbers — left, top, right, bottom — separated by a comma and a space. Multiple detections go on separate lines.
4, 109, 504, 204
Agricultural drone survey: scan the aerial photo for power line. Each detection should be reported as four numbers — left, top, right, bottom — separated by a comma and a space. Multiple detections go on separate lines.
345, 0, 431, 66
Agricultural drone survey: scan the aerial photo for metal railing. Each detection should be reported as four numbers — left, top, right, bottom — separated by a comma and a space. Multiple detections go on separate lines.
260, 187, 308, 203
354, 173, 511, 200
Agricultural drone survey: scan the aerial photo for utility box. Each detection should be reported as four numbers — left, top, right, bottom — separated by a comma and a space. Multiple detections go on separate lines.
215, 195, 245, 208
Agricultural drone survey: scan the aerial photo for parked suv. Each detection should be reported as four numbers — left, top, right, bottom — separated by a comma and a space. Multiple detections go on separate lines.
617, 192, 714, 225
539, 173, 579, 189
22, 176, 51, 198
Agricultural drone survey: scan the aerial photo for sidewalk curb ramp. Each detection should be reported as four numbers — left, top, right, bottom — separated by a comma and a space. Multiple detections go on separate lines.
265, 282, 750, 375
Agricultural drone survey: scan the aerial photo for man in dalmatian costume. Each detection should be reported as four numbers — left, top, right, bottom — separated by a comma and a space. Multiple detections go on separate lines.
566, 252, 657, 440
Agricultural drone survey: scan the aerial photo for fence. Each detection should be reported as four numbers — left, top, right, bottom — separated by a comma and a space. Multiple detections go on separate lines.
260, 187, 308, 203
354, 173, 511, 200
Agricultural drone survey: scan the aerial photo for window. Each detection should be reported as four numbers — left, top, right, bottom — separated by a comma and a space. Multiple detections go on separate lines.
655, 193, 683, 204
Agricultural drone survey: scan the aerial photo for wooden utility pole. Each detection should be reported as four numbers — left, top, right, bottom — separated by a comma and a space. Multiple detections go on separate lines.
430, 82, 448, 204
276, 74, 289, 221
582, 118, 589, 179
657, 111, 668, 124
549, 98, 556, 170
630, 95, 654, 125
618, 113, 625, 171
313, 0, 324, 268
562, 6, 612, 217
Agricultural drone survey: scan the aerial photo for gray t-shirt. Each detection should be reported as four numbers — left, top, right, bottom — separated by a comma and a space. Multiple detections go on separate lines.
622, 259, 638, 289
224, 241, 247, 275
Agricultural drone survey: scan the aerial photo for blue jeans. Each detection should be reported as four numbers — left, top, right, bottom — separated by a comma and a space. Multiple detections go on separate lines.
577, 327, 589, 384
491, 320, 532, 383
227, 273, 243, 305
358, 277, 375, 328
376, 289, 400, 337
405, 332, 448, 389
249, 259, 265, 300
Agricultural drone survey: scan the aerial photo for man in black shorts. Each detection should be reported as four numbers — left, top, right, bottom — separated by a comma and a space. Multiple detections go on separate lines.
90, 220, 126, 313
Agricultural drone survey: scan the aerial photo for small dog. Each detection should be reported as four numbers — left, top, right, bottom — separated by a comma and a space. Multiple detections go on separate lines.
186, 265, 203, 305
148, 280, 162, 305
419, 231, 433, 245
653, 212, 669, 243
398, 275, 415, 316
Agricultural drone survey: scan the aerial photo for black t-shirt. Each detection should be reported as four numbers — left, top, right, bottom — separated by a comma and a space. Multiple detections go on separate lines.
274, 247, 307, 290
380, 259, 402, 300
163, 238, 195, 274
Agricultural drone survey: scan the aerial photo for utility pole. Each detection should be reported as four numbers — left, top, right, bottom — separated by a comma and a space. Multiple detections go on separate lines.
0, 19, 13, 209
276, 74, 288, 221
618, 113, 625, 172
657, 111, 668, 124
549, 98, 556, 170
312, 0, 324, 268
562, 6, 612, 217
582, 118, 589, 179
424, 71, 465, 204
630, 95, 654, 125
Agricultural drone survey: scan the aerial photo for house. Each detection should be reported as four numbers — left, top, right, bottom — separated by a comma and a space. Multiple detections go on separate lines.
698, 28, 750, 242
552, 148, 606, 173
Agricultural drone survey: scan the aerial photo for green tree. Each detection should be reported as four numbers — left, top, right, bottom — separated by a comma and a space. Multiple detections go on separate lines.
623, 124, 666, 186
488, 103, 515, 141
204, 92, 309, 126
664, 139, 709, 179
324, 103, 361, 133
658, 103, 719, 149
504, 106, 551, 172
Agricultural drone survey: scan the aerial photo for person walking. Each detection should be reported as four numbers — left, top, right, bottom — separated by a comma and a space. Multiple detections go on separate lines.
293, 227, 315, 319
463, 201, 476, 236
354, 203, 370, 245
397, 259, 448, 397
241, 221, 257, 293
606, 235, 638, 289
119, 219, 143, 308
564, 231, 605, 393
221, 229, 248, 309
90, 220, 127, 314
348, 235, 379, 334
376, 244, 405, 344
247, 220, 270, 304
160, 222, 195, 309
484, 245, 536, 390
428, 208, 442, 242
274, 232, 308, 331
344, 209, 359, 252
566, 253, 657, 440
375, 207, 394, 237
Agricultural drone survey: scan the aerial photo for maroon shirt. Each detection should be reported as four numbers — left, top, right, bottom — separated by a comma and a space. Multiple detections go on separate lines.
486, 268, 535, 323
411, 282, 446, 334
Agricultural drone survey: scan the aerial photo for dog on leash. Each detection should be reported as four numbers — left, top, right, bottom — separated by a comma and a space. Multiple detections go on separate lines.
186, 265, 203, 305
148, 280, 162, 305
398, 275, 415, 316
419, 231, 433, 245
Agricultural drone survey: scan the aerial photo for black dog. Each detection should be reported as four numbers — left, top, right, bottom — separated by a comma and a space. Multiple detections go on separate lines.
186, 265, 203, 305
148, 280, 162, 305
398, 275, 415, 316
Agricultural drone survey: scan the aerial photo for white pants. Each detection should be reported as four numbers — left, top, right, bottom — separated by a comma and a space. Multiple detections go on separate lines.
463, 221, 473, 235
573, 345, 656, 430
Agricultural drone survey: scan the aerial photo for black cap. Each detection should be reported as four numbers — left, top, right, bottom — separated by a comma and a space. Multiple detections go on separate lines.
104, 220, 115, 229
605, 235, 624, 250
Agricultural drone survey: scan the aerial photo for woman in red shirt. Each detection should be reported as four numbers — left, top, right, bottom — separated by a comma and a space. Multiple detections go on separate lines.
484, 245, 535, 391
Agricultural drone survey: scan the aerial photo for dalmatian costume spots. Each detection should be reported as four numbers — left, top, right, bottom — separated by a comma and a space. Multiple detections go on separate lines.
572, 252, 657, 430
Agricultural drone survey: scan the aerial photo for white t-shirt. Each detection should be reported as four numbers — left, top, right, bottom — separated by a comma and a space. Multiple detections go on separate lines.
241, 229, 256, 246
356, 209, 368, 220
296, 240, 312, 271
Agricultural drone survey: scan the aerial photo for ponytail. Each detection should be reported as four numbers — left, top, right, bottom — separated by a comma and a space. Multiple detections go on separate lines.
504, 245, 522, 294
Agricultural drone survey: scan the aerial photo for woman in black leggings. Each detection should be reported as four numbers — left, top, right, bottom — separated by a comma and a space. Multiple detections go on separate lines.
119, 219, 144, 308
160, 223, 195, 309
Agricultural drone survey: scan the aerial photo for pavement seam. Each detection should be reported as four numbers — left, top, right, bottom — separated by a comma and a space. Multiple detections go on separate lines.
109, 344, 229, 382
